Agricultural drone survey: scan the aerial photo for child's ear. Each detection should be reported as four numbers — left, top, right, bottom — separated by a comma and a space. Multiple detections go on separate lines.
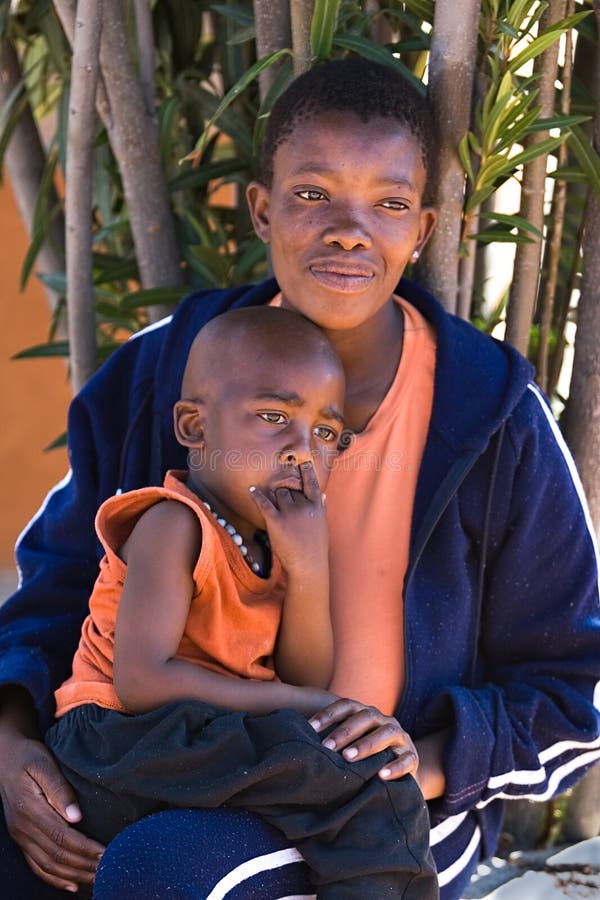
173, 400, 205, 448
246, 180, 271, 244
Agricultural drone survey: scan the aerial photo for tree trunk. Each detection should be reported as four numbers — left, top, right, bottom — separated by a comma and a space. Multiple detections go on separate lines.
505, 0, 566, 355
290, 0, 315, 75
65, 0, 102, 392
419, 0, 481, 314
0, 39, 67, 337
254, 0, 291, 100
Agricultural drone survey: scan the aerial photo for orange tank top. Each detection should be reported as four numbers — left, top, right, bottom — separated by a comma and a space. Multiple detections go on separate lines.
55, 471, 285, 717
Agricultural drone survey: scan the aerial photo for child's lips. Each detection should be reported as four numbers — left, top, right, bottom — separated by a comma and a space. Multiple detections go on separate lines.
269, 474, 303, 493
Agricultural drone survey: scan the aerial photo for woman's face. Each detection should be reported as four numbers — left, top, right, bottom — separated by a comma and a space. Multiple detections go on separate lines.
247, 111, 436, 334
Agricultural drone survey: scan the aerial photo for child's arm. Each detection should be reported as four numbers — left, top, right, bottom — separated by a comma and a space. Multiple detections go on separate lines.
250, 461, 333, 688
113, 499, 335, 717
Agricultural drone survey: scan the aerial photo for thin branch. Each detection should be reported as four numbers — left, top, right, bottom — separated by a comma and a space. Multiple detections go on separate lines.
290, 0, 315, 75
0, 39, 66, 337
253, 0, 291, 100
419, 0, 481, 315
505, 0, 567, 355
134, 0, 155, 117
537, 3, 574, 392
562, 0, 600, 533
66, 0, 102, 392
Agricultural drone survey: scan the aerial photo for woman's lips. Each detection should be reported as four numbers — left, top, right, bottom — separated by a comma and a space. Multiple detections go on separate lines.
309, 263, 375, 293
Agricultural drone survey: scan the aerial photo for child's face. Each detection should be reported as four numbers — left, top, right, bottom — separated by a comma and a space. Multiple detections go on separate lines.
186, 349, 345, 536
247, 111, 437, 333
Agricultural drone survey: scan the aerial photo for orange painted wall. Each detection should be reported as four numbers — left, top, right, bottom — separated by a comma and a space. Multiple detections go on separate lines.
0, 179, 71, 569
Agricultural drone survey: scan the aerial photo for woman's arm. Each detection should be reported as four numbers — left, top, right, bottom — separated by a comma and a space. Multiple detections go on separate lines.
113, 499, 335, 717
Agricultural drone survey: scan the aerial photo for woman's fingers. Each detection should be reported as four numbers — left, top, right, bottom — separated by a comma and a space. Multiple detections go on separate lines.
309, 697, 419, 780
1, 736, 104, 890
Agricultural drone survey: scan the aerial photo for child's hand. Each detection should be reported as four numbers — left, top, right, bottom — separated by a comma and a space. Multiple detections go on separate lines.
308, 697, 419, 781
250, 460, 328, 577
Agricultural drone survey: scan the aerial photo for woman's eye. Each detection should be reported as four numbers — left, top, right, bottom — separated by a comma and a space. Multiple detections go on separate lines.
258, 412, 286, 424
314, 426, 337, 442
380, 199, 408, 211
297, 189, 326, 201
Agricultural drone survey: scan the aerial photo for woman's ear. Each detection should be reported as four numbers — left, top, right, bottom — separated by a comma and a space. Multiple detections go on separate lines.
415, 206, 438, 256
173, 400, 205, 449
246, 180, 271, 244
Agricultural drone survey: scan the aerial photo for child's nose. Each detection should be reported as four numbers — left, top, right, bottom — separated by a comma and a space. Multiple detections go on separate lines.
279, 432, 312, 466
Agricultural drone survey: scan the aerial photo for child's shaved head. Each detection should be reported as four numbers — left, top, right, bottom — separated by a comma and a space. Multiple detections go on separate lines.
181, 306, 344, 402
261, 58, 437, 203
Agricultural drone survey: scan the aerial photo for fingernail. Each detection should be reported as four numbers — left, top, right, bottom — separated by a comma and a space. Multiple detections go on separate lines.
65, 804, 81, 822
308, 718, 320, 730
379, 767, 392, 779
65, 885, 78, 893
344, 747, 358, 760
323, 738, 336, 750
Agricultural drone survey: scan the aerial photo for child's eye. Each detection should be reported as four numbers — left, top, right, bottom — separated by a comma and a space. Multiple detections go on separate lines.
379, 199, 408, 211
258, 412, 287, 424
296, 189, 326, 202
313, 425, 338, 442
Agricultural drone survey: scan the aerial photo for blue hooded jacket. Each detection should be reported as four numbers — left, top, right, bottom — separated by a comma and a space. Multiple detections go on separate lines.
1, 277, 599, 897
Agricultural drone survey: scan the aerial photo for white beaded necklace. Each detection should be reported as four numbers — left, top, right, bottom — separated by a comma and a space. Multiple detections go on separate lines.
201, 500, 267, 575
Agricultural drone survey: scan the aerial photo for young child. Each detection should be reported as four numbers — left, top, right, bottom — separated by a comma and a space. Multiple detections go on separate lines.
45, 306, 438, 899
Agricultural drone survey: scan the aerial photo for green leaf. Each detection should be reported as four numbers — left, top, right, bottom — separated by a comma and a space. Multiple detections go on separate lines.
0, 86, 30, 178
311, 0, 341, 61
20, 203, 62, 289
458, 133, 474, 183
527, 114, 591, 132
549, 166, 588, 184
210, 4, 253, 27
232, 237, 267, 281
471, 229, 534, 244
508, 11, 591, 74
12, 340, 70, 360
169, 158, 246, 192
568, 124, 600, 201
20, 146, 61, 289
44, 432, 67, 452
38, 271, 67, 294
120, 286, 190, 312
185, 49, 292, 163
478, 211, 543, 239
158, 95, 181, 169
332, 34, 425, 96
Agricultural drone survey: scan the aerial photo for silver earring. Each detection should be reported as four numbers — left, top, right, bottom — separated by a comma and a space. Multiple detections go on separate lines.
411, 250, 419, 262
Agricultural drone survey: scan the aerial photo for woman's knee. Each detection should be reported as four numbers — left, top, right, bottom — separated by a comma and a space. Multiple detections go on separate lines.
94, 807, 313, 899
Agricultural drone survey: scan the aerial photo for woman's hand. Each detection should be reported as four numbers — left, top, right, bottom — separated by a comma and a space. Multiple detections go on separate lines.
0, 728, 104, 892
308, 697, 418, 781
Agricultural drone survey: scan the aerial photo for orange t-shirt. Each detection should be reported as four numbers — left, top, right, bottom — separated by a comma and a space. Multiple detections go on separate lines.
54, 471, 285, 717
326, 299, 436, 714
